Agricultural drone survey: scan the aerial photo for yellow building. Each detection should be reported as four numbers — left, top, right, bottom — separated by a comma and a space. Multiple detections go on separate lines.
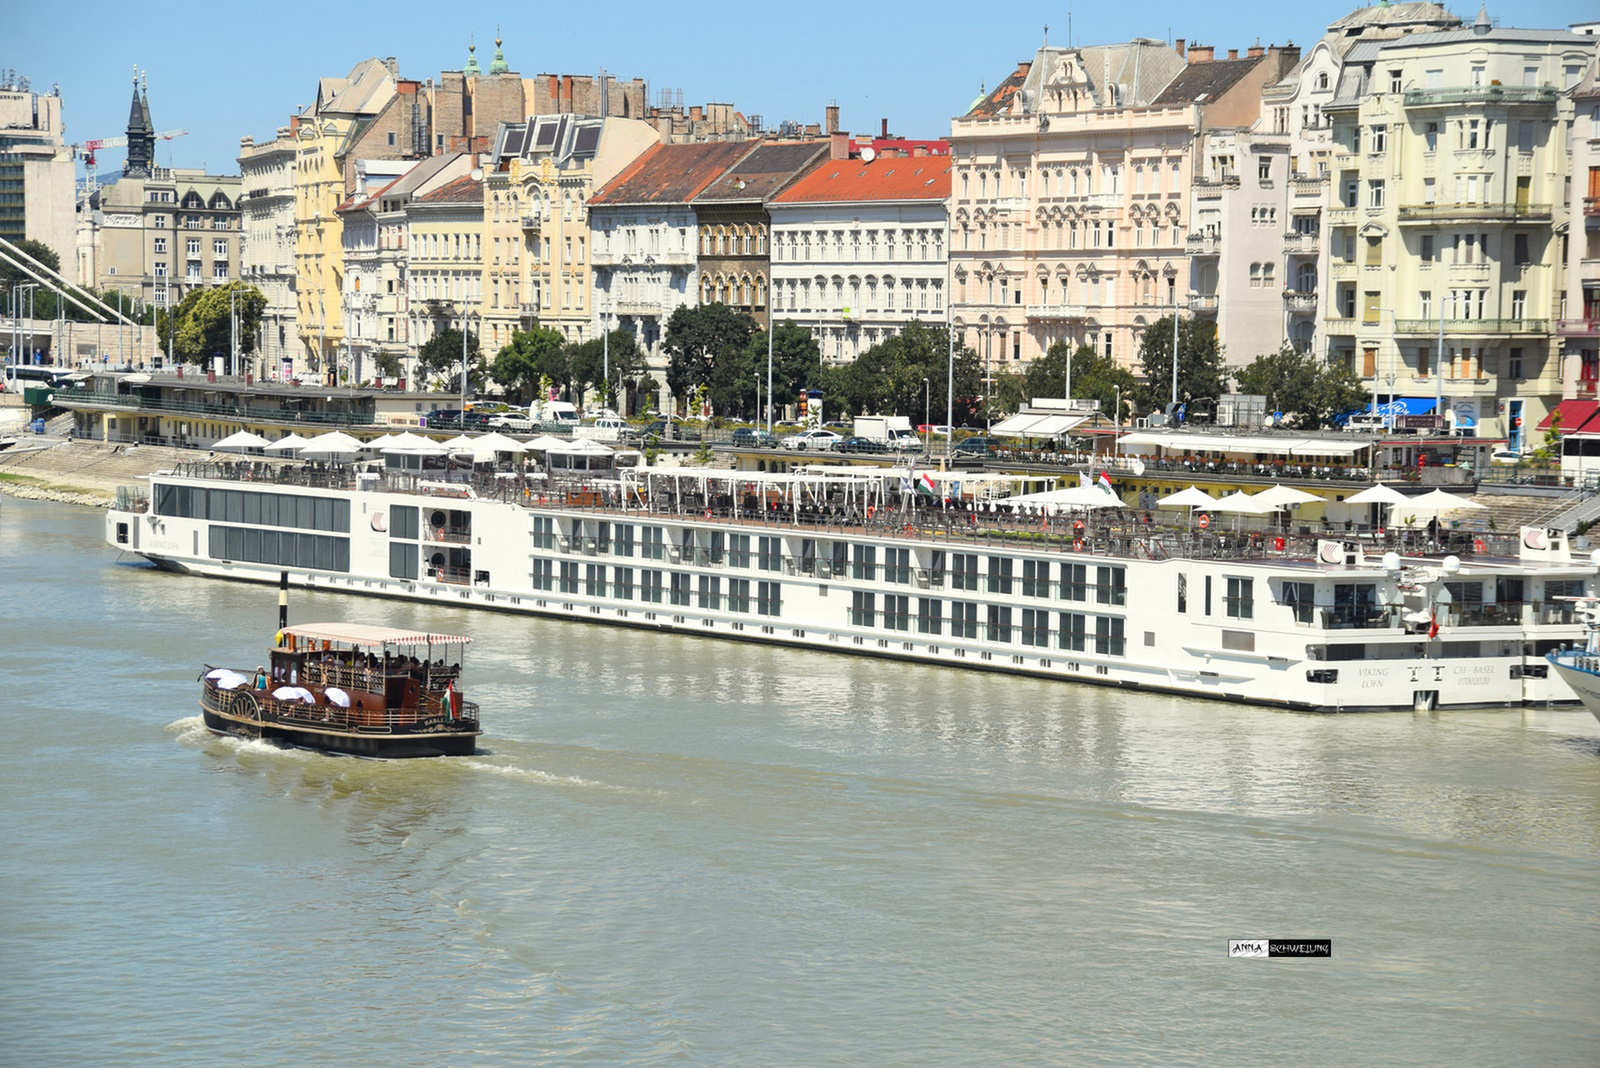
405, 173, 485, 385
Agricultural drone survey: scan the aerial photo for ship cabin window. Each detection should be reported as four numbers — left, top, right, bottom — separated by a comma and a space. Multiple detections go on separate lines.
951, 553, 979, 591
885, 548, 911, 584
614, 523, 635, 557
585, 564, 605, 596
1022, 559, 1049, 598
884, 595, 911, 631
678, 528, 697, 556
727, 578, 750, 613
1096, 566, 1126, 606
594, 522, 612, 555
1225, 577, 1254, 620
1062, 563, 1088, 601
917, 597, 943, 634
642, 569, 664, 603
643, 526, 665, 560
1331, 583, 1380, 628
853, 544, 877, 581
532, 559, 554, 590
1281, 581, 1315, 624
1022, 609, 1049, 647
391, 506, 420, 540
1094, 616, 1126, 656
706, 531, 725, 565
1177, 573, 1187, 613
758, 536, 782, 572
987, 604, 1013, 642
535, 516, 561, 550
1059, 611, 1087, 651
832, 541, 849, 577
728, 534, 751, 569
756, 581, 782, 616
614, 567, 635, 600
927, 550, 946, 585
559, 561, 579, 593
1204, 576, 1213, 615
209, 526, 349, 573
697, 575, 721, 609
670, 571, 691, 605
951, 600, 979, 639
1494, 576, 1524, 605
851, 590, 876, 626
389, 543, 418, 579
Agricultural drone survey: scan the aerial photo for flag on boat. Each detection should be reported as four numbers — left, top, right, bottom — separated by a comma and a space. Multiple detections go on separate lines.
899, 474, 913, 493
1097, 471, 1114, 495
1427, 613, 1439, 640
915, 472, 939, 498
443, 680, 457, 720
1079, 472, 1093, 489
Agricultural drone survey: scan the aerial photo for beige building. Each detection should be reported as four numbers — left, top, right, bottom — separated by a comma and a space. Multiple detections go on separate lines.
405, 172, 484, 388
1557, 27, 1600, 408
0, 75, 75, 275
237, 129, 299, 379
92, 169, 242, 321
1318, 8, 1594, 443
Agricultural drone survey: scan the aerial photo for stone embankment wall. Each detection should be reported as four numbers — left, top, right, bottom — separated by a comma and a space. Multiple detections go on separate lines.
0, 438, 194, 508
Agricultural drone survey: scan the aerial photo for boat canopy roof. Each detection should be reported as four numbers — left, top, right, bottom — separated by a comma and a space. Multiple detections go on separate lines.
279, 623, 473, 650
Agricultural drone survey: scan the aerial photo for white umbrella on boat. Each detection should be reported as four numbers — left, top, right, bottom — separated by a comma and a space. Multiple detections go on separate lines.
439, 434, 477, 450
323, 687, 352, 708
1213, 491, 1275, 514
1406, 488, 1486, 512
1345, 483, 1410, 506
272, 685, 314, 702
213, 430, 271, 452
381, 438, 450, 456
265, 433, 312, 453
1157, 486, 1215, 508
365, 433, 402, 450
386, 431, 435, 449
1006, 485, 1124, 510
545, 437, 613, 455
525, 434, 569, 452
471, 431, 527, 454
1251, 485, 1323, 509
206, 668, 251, 690
299, 431, 366, 457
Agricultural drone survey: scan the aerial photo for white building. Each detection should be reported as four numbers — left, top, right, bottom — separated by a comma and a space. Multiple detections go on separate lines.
768, 147, 951, 364
238, 130, 300, 379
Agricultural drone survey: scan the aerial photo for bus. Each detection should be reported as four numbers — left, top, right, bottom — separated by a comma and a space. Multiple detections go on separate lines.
1, 365, 75, 391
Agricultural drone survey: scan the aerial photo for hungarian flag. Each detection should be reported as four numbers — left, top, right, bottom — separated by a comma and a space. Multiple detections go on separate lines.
1427, 614, 1439, 639
1097, 471, 1114, 495
915, 472, 939, 498
443, 680, 457, 720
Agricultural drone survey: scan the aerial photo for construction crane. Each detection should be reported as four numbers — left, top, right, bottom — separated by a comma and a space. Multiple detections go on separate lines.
74, 128, 189, 207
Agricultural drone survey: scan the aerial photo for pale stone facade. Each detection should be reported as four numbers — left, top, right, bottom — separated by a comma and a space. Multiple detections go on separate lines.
404, 173, 484, 388
94, 169, 242, 318
0, 79, 75, 276
238, 130, 299, 379
1557, 32, 1600, 408
1318, 11, 1594, 442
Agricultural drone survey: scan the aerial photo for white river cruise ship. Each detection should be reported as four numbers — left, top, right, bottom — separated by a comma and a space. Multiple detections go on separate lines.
106, 457, 1598, 713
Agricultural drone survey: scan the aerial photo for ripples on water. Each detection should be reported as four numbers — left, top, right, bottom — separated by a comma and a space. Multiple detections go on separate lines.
2, 497, 1599, 1067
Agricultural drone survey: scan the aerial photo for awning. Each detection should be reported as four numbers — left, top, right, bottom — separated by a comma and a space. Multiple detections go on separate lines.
990, 413, 1088, 437
1116, 431, 1370, 457
1366, 397, 1436, 416
1536, 399, 1599, 433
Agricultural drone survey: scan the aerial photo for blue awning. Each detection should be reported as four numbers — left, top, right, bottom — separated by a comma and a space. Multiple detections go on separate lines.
1366, 397, 1437, 416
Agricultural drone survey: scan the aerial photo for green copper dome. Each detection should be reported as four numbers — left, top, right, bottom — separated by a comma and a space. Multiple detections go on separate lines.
489, 28, 509, 75
464, 34, 480, 76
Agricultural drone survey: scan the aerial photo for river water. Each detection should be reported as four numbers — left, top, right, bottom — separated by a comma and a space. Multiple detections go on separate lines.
2, 496, 1598, 1067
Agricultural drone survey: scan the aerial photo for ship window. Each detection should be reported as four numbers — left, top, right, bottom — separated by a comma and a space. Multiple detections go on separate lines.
1096, 565, 1126, 605
1059, 612, 1086, 651
987, 604, 1013, 642
669, 572, 691, 605
853, 544, 877, 581
758, 536, 782, 572
917, 598, 942, 634
1022, 559, 1049, 598
389, 543, 418, 579
585, 564, 604, 596
951, 553, 979, 591
392, 506, 419, 540
728, 534, 751, 569
559, 561, 579, 593
884, 595, 911, 631
1225, 577, 1254, 619
1061, 563, 1088, 601
641, 570, 664, 603
614, 524, 635, 557
532, 560, 554, 591
950, 600, 979, 638
1177, 573, 1187, 613
614, 567, 635, 600
1021, 609, 1049, 647
851, 590, 876, 626
987, 556, 1014, 594
1094, 616, 1125, 656
727, 578, 751, 613
757, 581, 782, 616
1281, 581, 1315, 623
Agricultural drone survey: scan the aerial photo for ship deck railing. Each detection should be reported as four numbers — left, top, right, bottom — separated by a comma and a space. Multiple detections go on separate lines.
153, 461, 1528, 567
205, 680, 478, 733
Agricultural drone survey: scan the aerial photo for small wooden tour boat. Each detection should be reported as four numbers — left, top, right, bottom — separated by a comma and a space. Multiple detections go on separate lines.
199, 604, 479, 758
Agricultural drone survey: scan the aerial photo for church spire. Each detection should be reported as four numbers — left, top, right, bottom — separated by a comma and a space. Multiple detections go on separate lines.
488, 26, 510, 75
464, 33, 480, 76
125, 66, 155, 179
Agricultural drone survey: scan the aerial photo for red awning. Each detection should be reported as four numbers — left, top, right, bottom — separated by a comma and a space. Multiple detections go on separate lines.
1535, 399, 1600, 433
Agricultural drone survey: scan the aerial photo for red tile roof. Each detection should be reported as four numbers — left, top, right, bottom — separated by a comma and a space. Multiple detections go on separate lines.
414, 174, 483, 204
771, 156, 952, 205
965, 63, 1031, 118
589, 140, 754, 207
691, 141, 829, 203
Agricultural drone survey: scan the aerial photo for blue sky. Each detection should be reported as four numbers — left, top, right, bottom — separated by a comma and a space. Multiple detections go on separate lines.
9, 0, 1593, 178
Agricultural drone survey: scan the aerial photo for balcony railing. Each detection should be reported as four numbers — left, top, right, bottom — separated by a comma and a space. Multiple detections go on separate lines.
1393, 318, 1548, 334
994, 196, 1027, 212
1025, 303, 1087, 321
1404, 86, 1557, 108
1556, 318, 1600, 338
1586, 196, 1600, 217
1190, 294, 1219, 313
519, 207, 542, 229
1283, 232, 1320, 255
52, 387, 378, 426
1398, 203, 1552, 223
1185, 233, 1220, 255
1283, 291, 1318, 314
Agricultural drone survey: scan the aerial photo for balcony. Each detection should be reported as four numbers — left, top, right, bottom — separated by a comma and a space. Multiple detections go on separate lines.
1283, 232, 1320, 255
1289, 173, 1329, 196
1393, 318, 1549, 335
1586, 196, 1600, 217
589, 247, 616, 265
1190, 294, 1219, 314
1283, 291, 1318, 315
613, 298, 662, 316
995, 196, 1028, 213
1083, 192, 1120, 209
519, 302, 540, 318
1404, 85, 1557, 108
1327, 207, 1358, 224
1556, 318, 1600, 338
1025, 303, 1087, 321
1192, 173, 1240, 191
1397, 203, 1552, 223
1185, 232, 1220, 255
519, 206, 542, 230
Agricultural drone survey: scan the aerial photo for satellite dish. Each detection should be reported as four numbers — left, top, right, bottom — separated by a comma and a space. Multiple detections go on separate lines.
1131, 459, 1146, 476
470, 167, 484, 181
860, 147, 876, 163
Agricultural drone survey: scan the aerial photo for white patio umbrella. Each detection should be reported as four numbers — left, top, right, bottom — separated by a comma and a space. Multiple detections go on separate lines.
213, 430, 271, 452
1006, 486, 1125, 510
439, 434, 477, 450
1157, 486, 1215, 508
299, 430, 366, 457
1345, 483, 1411, 506
365, 433, 402, 450
323, 687, 352, 708
380, 439, 450, 456
472, 431, 527, 454
1213, 491, 1275, 514
385, 431, 435, 449
525, 434, 568, 451
1251, 485, 1323, 509
1407, 488, 1486, 512
265, 433, 312, 453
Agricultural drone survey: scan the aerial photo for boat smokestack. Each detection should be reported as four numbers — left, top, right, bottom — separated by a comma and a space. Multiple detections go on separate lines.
279, 571, 289, 630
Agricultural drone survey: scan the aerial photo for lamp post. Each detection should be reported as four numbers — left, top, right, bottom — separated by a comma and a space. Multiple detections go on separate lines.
601, 301, 610, 411
922, 377, 930, 450
945, 313, 954, 459
765, 315, 774, 433
229, 285, 238, 378
459, 301, 477, 419
1170, 286, 1198, 412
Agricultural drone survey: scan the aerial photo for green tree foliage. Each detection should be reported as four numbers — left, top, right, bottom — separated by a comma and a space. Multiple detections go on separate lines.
164, 282, 267, 367
489, 323, 565, 403
1022, 342, 1139, 423
1233, 345, 1370, 429
662, 303, 756, 410
569, 328, 648, 408
0, 238, 59, 284
728, 320, 823, 421
818, 322, 982, 425
1134, 314, 1226, 416
417, 327, 483, 392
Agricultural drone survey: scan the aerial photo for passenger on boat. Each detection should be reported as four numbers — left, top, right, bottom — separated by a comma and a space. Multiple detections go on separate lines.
253, 667, 268, 690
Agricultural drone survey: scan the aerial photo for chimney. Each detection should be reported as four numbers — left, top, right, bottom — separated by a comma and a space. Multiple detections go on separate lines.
1247, 38, 1264, 58
1227, 48, 1238, 60
831, 131, 850, 159
385, 56, 399, 77
881, 117, 889, 138
1188, 44, 1214, 63
1174, 38, 1186, 58
825, 104, 840, 135
912, 145, 928, 157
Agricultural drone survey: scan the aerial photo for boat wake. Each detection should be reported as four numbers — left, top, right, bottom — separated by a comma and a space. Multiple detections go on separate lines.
459, 758, 627, 792
164, 715, 317, 760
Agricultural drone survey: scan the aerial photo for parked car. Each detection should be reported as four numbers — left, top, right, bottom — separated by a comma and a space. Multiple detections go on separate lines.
953, 436, 1001, 457
780, 429, 843, 450
424, 408, 464, 428
488, 412, 536, 433
730, 427, 779, 448
832, 435, 885, 454
917, 424, 952, 437
1490, 449, 1523, 464
823, 420, 852, 431
642, 420, 697, 442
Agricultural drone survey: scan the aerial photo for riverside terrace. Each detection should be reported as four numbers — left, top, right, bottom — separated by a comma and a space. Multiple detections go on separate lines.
122, 458, 1523, 572
48, 372, 461, 444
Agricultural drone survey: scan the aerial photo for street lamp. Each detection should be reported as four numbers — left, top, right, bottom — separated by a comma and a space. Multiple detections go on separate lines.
1171, 285, 1198, 412
922, 377, 930, 449
459, 302, 477, 418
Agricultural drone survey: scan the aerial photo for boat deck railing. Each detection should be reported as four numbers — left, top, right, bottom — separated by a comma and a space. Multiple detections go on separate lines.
154, 461, 1525, 566
204, 681, 478, 734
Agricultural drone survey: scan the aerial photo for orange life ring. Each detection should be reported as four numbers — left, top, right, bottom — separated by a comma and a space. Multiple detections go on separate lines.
866, 505, 875, 520
968, 512, 976, 526
537, 495, 546, 505
704, 508, 713, 520
1473, 538, 1486, 553
1197, 513, 1211, 530
1073, 538, 1084, 552
904, 523, 913, 535
1072, 520, 1084, 534
435, 527, 445, 540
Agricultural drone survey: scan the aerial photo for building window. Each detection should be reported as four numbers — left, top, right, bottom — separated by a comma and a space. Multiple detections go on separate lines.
154, 237, 166, 254
186, 238, 200, 256
1367, 180, 1385, 209
214, 240, 227, 258
1370, 125, 1387, 154
1226, 577, 1254, 620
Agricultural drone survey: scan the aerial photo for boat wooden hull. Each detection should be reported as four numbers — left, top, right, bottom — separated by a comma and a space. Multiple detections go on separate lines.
199, 701, 478, 759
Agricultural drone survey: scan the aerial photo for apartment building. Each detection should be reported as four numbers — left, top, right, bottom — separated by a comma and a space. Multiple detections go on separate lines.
769, 142, 951, 364
1318, 8, 1593, 445
237, 130, 299, 379
404, 173, 485, 385
0, 74, 74, 274
1557, 31, 1600, 408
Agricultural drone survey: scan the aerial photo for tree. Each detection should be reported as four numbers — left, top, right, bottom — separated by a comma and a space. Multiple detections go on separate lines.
418, 327, 483, 393
489, 323, 564, 403
816, 322, 981, 426
1233, 345, 1369, 429
165, 282, 267, 368
0, 238, 59, 284
1134, 314, 1225, 417
568, 328, 648, 409
1022, 341, 1139, 424
662, 303, 756, 411
734, 320, 822, 422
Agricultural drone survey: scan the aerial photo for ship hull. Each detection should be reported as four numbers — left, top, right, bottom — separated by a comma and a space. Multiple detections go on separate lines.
199, 702, 478, 759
